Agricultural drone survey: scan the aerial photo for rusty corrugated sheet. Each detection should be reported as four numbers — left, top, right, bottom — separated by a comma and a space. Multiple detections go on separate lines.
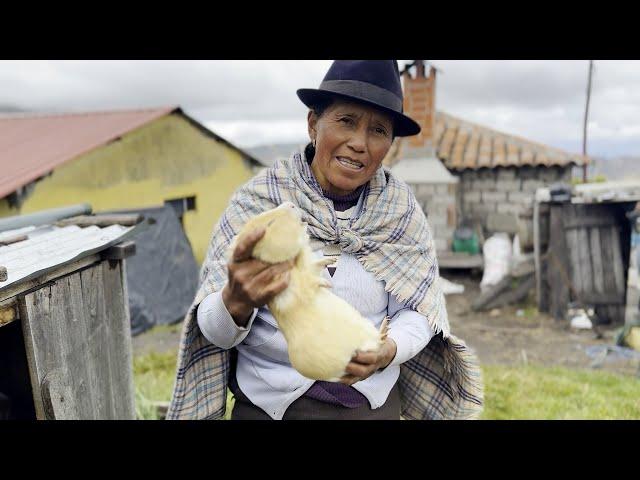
434, 112, 590, 170
0, 107, 177, 199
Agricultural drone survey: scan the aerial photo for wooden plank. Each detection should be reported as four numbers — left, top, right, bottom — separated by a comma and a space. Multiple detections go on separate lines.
534, 201, 542, 307
19, 262, 135, 419
610, 225, 625, 297
577, 227, 593, 295
64, 272, 98, 419
437, 252, 484, 269
20, 284, 61, 420
590, 228, 604, 294
0, 254, 100, 303
472, 273, 535, 311
0, 234, 28, 246
564, 217, 619, 229
599, 227, 617, 298
580, 292, 625, 304
80, 265, 114, 419
21, 273, 96, 419
101, 260, 136, 419
55, 214, 143, 228
565, 227, 582, 296
546, 204, 571, 320
101, 241, 136, 261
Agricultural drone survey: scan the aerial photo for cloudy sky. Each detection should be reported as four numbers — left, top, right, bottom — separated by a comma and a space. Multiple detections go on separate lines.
1, 60, 638, 157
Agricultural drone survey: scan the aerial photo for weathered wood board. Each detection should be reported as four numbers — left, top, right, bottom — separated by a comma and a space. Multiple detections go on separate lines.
541, 202, 632, 324
19, 260, 135, 419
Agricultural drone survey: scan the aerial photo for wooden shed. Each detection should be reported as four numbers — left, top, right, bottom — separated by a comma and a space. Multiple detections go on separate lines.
536, 181, 640, 325
0, 214, 143, 419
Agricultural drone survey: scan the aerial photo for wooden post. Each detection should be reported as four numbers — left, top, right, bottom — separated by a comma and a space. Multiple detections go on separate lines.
582, 60, 594, 183
534, 200, 542, 308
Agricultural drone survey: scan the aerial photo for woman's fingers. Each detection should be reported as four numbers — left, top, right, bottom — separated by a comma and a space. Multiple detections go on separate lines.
258, 274, 291, 301
344, 361, 375, 378
250, 260, 292, 286
339, 374, 359, 385
232, 227, 266, 262
250, 261, 294, 301
351, 351, 378, 365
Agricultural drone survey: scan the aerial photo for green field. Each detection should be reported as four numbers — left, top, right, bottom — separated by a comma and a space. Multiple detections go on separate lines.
133, 350, 640, 420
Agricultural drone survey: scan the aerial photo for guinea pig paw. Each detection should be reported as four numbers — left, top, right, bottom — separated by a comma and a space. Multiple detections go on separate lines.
317, 278, 332, 289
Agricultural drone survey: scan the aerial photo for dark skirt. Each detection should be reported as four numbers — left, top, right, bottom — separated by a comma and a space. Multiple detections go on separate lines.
229, 374, 401, 420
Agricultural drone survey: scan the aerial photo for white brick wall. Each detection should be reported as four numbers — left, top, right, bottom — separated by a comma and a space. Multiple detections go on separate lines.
463, 191, 481, 202
521, 179, 546, 193
496, 179, 522, 192
497, 168, 517, 181
508, 191, 533, 205
482, 191, 507, 203
497, 203, 523, 214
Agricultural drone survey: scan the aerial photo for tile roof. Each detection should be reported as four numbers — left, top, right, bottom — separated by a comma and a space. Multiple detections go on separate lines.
389, 111, 590, 171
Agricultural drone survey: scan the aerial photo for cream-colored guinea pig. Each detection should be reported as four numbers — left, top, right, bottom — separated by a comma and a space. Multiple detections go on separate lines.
231, 201, 388, 382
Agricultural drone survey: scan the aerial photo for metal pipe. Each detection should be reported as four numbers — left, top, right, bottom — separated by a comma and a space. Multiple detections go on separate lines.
0, 204, 92, 232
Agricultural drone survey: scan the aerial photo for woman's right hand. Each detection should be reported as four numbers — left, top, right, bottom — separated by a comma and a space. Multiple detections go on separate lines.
221, 227, 294, 327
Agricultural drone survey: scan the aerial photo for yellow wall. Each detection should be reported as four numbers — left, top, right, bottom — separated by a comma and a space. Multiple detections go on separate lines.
12, 114, 256, 264
0, 198, 14, 217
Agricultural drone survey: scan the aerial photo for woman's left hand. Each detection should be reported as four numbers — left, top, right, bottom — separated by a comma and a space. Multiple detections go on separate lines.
339, 338, 397, 386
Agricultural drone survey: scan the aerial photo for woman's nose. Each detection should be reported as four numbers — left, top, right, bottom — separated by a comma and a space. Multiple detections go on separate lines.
347, 129, 366, 153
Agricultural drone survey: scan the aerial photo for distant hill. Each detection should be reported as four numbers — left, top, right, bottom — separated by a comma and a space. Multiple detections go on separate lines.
0, 104, 28, 114
589, 156, 640, 181
246, 142, 305, 167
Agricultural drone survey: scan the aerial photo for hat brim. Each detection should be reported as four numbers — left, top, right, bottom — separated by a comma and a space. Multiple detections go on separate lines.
297, 88, 421, 138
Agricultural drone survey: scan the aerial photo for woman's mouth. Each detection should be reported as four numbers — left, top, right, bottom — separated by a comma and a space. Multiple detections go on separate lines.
335, 156, 364, 171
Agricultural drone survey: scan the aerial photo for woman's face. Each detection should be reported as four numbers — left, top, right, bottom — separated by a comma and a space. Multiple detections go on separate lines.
308, 100, 394, 196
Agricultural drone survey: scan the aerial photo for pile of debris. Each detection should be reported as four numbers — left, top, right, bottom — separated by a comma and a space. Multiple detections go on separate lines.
471, 249, 535, 312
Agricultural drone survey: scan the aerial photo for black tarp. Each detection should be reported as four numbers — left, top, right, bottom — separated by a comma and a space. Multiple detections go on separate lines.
112, 205, 199, 336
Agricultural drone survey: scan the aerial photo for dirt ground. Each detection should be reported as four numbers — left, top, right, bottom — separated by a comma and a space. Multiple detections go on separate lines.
443, 270, 640, 377
132, 271, 640, 377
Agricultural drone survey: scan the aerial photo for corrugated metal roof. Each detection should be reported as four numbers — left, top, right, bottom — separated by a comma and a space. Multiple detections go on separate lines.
0, 106, 262, 199
390, 157, 458, 184
0, 223, 138, 290
0, 107, 176, 199
390, 111, 590, 171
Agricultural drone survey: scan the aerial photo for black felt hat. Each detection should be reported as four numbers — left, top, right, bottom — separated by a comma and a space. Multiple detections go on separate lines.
297, 60, 421, 137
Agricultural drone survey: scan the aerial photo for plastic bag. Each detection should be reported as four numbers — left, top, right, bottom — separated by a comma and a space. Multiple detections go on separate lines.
480, 233, 512, 292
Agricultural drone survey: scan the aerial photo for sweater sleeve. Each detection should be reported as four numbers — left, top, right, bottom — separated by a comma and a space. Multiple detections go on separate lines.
197, 290, 259, 349
385, 292, 435, 367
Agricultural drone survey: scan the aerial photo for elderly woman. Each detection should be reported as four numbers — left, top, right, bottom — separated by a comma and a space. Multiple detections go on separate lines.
167, 60, 483, 420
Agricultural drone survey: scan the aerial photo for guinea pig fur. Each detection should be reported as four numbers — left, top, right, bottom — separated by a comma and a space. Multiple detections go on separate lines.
232, 201, 388, 382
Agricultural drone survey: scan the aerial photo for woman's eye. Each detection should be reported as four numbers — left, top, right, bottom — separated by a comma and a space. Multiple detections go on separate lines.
339, 117, 354, 125
375, 127, 388, 136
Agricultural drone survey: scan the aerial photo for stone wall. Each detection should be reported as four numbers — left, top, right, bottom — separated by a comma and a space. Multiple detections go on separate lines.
457, 166, 572, 248
408, 182, 458, 252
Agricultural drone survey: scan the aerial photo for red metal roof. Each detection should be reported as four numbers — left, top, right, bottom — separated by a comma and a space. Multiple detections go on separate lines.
0, 106, 179, 199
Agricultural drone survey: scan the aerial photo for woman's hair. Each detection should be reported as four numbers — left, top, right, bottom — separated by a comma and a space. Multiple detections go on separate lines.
304, 96, 396, 162
304, 98, 333, 162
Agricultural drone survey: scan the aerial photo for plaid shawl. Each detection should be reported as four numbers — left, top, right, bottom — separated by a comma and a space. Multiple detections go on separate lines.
167, 152, 483, 420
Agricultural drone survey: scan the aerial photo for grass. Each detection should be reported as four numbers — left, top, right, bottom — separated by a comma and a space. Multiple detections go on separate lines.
481, 364, 640, 420
132, 349, 640, 420
133, 349, 235, 420
133, 351, 179, 420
